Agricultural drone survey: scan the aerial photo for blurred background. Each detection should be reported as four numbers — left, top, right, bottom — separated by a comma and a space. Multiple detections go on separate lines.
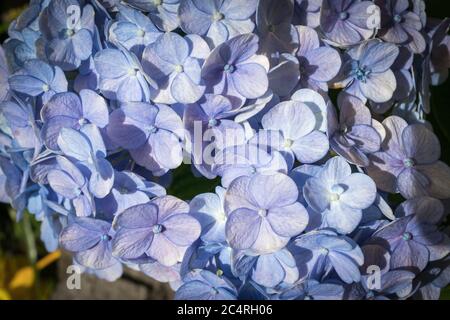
0, 0, 449, 300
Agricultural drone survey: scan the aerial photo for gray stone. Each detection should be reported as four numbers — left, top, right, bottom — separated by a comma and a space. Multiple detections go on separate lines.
51, 252, 174, 300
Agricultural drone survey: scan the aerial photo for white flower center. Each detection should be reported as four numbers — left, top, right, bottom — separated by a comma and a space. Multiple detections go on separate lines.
212, 11, 224, 21
136, 29, 145, 37
329, 193, 340, 202
217, 210, 227, 222
257, 209, 267, 217
128, 68, 138, 76
174, 64, 184, 73
284, 139, 294, 148
152, 224, 163, 234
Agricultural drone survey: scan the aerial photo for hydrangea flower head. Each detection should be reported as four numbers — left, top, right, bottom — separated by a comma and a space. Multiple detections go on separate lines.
112, 196, 201, 266
201, 34, 270, 108
375, 0, 426, 54
39, 0, 95, 70
303, 156, 377, 234
0, 0, 449, 301
367, 116, 450, 199
41, 90, 108, 150
8, 59, 67, 104
109, 5, 162, 57
225, 173, 308, 255
329, 94, 382, 167
179, 0, 257, 47
142, 32, 209, 104
295, 26, 341, 91
258, 99, 329, 167
94, 47, 154, 103
256, 0, 297, 59
124, 0, 181, 32
320, 0, 380, 47
293, 0, 323, 28
374, 197, 448, 272
175, 269, 237, 300
60, 217, 120, 270
107, 102, 184, 176
338, 40, 399, 103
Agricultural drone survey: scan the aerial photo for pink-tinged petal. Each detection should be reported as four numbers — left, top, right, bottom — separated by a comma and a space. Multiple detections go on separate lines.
331, 136, 370, 167
381, 116, 408, 158
380, 23, 409, 44
296, 25, 320, 56
152, 195, 190, 220
111, 227, 153, 259
397, 168, 430, 199
75, 241, 116, 269
391, 240, 429, 271
346, 125, 381, 154
401, 124, 441, 165
60, 218, 109, 252
417, 162, 450, 199
162, 214, 201, 246
405, 27, 426, 54
367, 151, 403, 193
147, 233, 185, 266
114, 203, 158, 228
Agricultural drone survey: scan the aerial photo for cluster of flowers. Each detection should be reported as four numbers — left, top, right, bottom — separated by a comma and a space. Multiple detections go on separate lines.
0, 0, 450, 300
